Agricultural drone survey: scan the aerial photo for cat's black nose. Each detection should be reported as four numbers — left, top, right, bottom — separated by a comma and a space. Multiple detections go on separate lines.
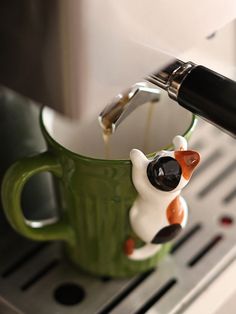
147, 156, 182, 191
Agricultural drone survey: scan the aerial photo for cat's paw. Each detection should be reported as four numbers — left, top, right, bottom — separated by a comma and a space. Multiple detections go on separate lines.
124, 238, 135, 256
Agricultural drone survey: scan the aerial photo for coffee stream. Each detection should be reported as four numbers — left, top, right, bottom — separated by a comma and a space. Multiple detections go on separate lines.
142, 102, 155, 153
102, 102, 156, 159
103, 129, 112, 159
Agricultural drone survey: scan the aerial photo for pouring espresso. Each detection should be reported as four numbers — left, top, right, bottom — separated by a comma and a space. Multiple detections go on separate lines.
99, 60, 236, 138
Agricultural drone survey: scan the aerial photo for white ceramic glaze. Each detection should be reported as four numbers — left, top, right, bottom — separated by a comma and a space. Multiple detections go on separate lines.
127, 135, 200, 260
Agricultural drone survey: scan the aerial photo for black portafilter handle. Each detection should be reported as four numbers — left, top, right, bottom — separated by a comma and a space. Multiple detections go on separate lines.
148, 60, 236, 137
178, 66, 236, 136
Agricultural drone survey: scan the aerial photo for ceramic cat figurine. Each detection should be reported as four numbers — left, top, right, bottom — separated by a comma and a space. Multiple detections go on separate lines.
124, 135, 200, 261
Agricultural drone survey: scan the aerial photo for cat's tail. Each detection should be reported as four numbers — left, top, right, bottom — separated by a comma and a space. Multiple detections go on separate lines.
126, 242, 161, 261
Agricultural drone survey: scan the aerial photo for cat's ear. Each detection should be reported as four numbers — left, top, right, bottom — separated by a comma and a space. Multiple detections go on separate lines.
130, 149, 147, 168
175, 150, 200, 179
173, 135, 187, 151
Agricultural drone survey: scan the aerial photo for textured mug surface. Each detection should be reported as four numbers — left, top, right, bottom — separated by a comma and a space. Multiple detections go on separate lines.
1, 106, 196, 277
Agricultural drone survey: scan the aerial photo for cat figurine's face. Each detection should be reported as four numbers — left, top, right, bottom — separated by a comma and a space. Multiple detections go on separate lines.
130, 136, 200, 195
147, 149, 200, 192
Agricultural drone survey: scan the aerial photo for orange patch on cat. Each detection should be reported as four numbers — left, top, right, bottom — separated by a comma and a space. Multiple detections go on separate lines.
166, 196, 184, 225
175, 150, 200, 180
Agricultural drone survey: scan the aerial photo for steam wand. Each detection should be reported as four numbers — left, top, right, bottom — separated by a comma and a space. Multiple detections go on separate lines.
99, 60, 236, 137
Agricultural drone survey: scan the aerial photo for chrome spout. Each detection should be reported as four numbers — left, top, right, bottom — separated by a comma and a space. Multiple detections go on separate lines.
98, 82, 160, 134
98, 60, 195, 134
99, 59, 236, 137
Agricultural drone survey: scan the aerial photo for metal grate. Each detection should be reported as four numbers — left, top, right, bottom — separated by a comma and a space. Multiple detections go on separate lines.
0, 120, 236, 314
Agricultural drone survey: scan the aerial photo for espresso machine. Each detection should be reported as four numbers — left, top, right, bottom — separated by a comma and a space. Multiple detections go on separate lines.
0, 1, 236, 313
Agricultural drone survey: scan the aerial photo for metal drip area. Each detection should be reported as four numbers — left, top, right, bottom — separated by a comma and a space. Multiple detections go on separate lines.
1, 117, 236, 314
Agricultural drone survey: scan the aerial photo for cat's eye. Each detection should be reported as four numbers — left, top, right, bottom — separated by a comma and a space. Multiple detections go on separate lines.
147, 156, 182, 191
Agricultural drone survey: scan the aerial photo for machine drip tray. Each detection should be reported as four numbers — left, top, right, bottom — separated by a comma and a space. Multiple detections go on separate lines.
0, 120, 236, 314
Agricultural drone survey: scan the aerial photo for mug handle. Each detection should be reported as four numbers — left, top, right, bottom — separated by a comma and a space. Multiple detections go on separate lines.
1, 152, 75, 246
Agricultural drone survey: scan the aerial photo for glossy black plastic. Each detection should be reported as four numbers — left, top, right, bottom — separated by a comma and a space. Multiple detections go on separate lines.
178, 66, 236, 136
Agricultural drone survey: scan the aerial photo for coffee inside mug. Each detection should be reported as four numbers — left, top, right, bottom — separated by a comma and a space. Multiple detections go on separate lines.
42, 94, 194, 159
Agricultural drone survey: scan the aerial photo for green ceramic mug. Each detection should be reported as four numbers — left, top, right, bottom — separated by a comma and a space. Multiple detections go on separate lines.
1, 97, 196, 277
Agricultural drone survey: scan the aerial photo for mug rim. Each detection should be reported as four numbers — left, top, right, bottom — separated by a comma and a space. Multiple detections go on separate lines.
40, 106, 197, 164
